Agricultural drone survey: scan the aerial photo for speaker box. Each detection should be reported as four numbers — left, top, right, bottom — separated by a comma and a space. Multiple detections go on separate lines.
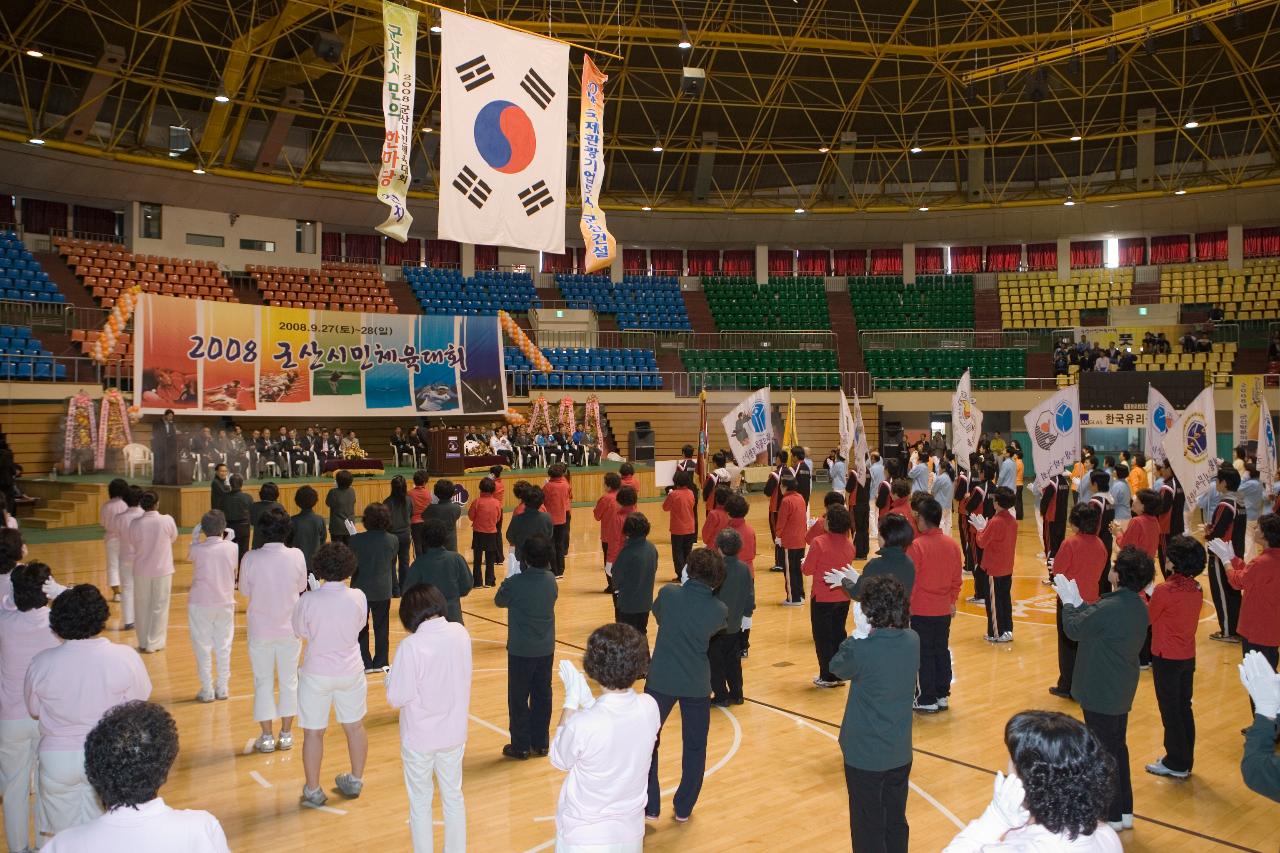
882, 421, 904, 457
629, 429, 655, 463
681, 67, 705, 97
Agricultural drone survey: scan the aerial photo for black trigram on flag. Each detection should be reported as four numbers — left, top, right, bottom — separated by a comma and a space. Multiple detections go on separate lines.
518, 180, 554, 215
453, 166, 492, 209
520, 68, 556, 109
456, 56, 495, 91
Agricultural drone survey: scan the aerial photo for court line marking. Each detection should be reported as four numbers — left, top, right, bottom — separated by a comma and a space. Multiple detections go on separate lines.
242, 737, 257, 755
249, 770, 272, 788
301, 801, 348, 816
468, 713, 510, 739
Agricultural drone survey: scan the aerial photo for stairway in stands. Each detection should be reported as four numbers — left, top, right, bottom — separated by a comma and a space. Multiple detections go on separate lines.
34, 251, 97, 309
1130, 279, 1162, 305
385, 278, 422, 314
826, 290, 864, 373
974, 289, 1003, 331
681, 288, 715, 334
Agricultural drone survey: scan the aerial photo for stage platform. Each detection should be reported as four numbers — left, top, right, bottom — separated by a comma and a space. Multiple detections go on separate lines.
20, 461, 656, 529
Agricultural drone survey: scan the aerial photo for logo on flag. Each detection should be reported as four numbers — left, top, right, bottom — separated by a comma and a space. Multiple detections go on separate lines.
1162, 386, 1217, 506
722, 388, 773, 467
1033, 402, 1073, 451
1152, 403, 1171, 434
1024, 386, 1079, 491
1183, 414, 1209, 462
952, 369, 983, 463
440, 10, 568, 253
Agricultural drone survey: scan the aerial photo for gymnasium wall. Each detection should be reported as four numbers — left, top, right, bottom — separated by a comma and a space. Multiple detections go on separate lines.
126, 204, 320, 270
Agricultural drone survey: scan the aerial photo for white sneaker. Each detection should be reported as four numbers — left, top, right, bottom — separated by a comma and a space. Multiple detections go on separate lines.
254, 734, 276, 754
996, 632, 1013, 643
335, 773, 363, 798
912, 701, 940, 714
1107, 820, 1124, 832
812, 676, 840, 688
1144, 759, 1189, 779
781, 598, 804, 607
1121, 813, 1134, 829
301, 785, 327, 807
215, 686, 229, 700
936, 696, 949, 709
195, 689, 214, 703
277, 731, 294, 750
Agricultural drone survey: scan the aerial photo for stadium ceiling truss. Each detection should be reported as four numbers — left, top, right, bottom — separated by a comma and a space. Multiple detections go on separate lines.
2, 0, 1280, 213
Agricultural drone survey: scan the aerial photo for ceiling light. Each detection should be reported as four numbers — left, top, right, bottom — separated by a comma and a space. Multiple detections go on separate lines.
26, 49, 43, 58
678, 26, 692, 50
818, 146, 830, 153
1183, 119, 1199, 129
1070, 134, 1082, 142
1063, 197, 1075, 206
794, 207, 806, 214
430, 9, 442, 33
1174, 189, 1187, 195
909, 146, 923, 154
430, 22, 442, 33
192, 168, 206, 174
421, 127, 433, 134
651, 144, 663, 152
213, 85, 230, 104
642, 206, 652, 211
918, 206, 929, 212
28, 137, 44, 145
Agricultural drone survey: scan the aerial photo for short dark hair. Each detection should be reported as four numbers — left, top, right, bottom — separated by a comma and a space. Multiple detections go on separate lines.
774, 451, 789, 464
49, 584, 109, 639
257, 506, 292, 544
489, 465, 503, 477
584, 623, 650, 689
823, 491, 847, 508
860, 574, 908, 629
604, 472, 622, 490
139, 491, 159, 512
681, 444, 695, 458
521, 484, 545, 509
295, 485, 318, 511
779, 477, 798, 493
548, 462, 567, 478
715, 527, 742, 556
1069, 502, 1100, 532
413, 470, 429, 487
1165, 534, 1206, 577
890, 478, 910, 499
993, 486, 1015, 509
671, 470, 691, 489
1114, 463, 1129, 479
421, 518, 449, 548
1216, 466, 1241, 491
107, 478, 129, 499
433, 479, 455, 502
123, 486, 144, 507
11, 561, 51, 611
229, 474, 244, 491
713, 485, 732, 507
400, 583, 449, 631
1004, 710, 1115, 840
0, 528, 24, 573
913, 496, 942, 530
825, 505, 852, 535
711, 453, 726, 468
879, 514, 915, 549
685, 547, 725, 588
258, 482, 280, 502
335, 470, 354, 489
1089, 470, 1110, 491
790, 446, 806, 461
84, 701, 180, 811
1258, 514, 1280, 549
616, 486, 637, 507
522, 534, 553, 569
619, 462, 635, 476
724, 494, 748, 519
362, 501, 392, 531
479, 477, 496, 494
1113, 545, 1155, 592
313, 542, 358, 581
214, 462, 227, 473
1135, 488, 1160, 516
623, 511, 650, 540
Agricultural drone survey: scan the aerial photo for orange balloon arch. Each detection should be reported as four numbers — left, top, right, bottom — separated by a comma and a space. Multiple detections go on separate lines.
498, 310, 552, 373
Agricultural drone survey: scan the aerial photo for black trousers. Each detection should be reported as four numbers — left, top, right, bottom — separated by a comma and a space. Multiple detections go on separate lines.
645, 688, 711, 819
229, 522, 250, 564
844, 761, 911, 853
708, 631, 744, 702
393, 530, 411, 594
1241, 642, 1279, 715
1097, 531, 1114, 601
785, 547, 805, 602
769, 512, 784, 569
972, 565, 990, 602
811, 600, 850, 681
1015, 486, 1025, 520
1207, 552, 1242, 637
615, 608, 650, 635
985, 575, 1013, 638
507, 653, 553, 753
1139, 627, 1153, 667
411, 521, 426, 560
1152, 656, 1196, 773
671, 533, 696, 581
958, 517, 972, 573
1083, 709, 1132, 822
1055, 600, 1078, 692
911, 614, 952, 705
552, 521, 570, 577
472, 531, 501, 587
853, 501, 870, 560
359, 598, 390, 669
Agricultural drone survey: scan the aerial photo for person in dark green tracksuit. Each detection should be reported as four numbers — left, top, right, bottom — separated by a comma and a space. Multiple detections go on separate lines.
326, 469, 357, 544
611, 512, 659, 634
422, 479, 464, 552
710, 528, 754, 707
222, 474, 253, 563
506, 485, 554, 566
830, 574, 919, 853
250, 482, 284, 551
1060, 544, 1153, 831
289, 485, 327, 572
403, 518, 474, 624
495, 533, 558, 760
844, 513, 916, 600
348, 502, 399, 672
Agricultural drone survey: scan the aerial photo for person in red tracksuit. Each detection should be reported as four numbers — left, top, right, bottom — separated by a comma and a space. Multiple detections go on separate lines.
802, 505, 856, 688
1156, 473, 1176, 577
1204, 467, 1244, 642
594, 472, 621, 592
1119, 488, 1163, 666
605, 486, 638, 568
1144, 534, 1206, 780
1048, 503, 1108, 699
775, 477, 809, 605
701, 486, 732, 549
543, 464, 573, 578
618, 462, 640, 494
662, 470, 697, 584
885, 479, 915, 534
906, 496, 964, 712
963, 463, 993, 605
1223, 513, 1280, 685
973, 487, 1018, 642
764, 451, 793, 574
807, 492, 848, 544
467, 477, 503, 588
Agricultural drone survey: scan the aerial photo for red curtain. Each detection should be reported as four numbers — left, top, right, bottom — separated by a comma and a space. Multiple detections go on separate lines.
869, 248, 903, 275
622, 248, 647, 274
541, 250, 574, 273
767, 250, 794, 276
1026, 242, 1056, 271
20, 198, 67, 235
424, 239, 460, 267
1150, 235, 1190, 265
650, 249, 683, 275
1069, 240, 1103, 269
321, 231, 343, 261
949, 246, 983, 274
833, 249, 866, 276
1118, 237, 1146, 267
1244, 226, 1280, 258
1195, 231, 1227, 261
687, 250, 720, 276
797, 249, 829, 275
474, 245, 499, 270
384, 237, 420, 266
72, 205, 117, 238
914, 247, 944, 274
722, 249, 754, 275
343, 234, 380, 263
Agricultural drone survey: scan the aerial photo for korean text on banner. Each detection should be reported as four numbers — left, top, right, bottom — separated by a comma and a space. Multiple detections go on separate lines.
722, 387, 774, 467
1024, 385, 1081, 491
375, 2, 418, 241
439, 9, 568, 253
1161, 386, 1218, 507
1258, 395, 1276, 490
578, 55, 616, 273
1234, 374, 1265, 448
1145, 386, 1176, 464
952, 369, 983, 465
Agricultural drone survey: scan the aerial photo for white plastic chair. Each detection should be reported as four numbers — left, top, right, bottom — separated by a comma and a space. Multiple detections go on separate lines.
122, 443, 152, 479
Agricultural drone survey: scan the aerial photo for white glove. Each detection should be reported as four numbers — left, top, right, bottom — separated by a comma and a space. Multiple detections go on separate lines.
824, 569, 848, 589
851, 601, 871, 639
1143, 581, 1155, 597
41, 577, 69, 599
985, 771, 1030, 829
558, 659, 580, 709
506, 552, 521, 577
680, 565, 689, 584
1053, 574, 1084, 608
774, 537, 782, 547
343, 518, 358, 536
1240, 650, 1280, 719
573, 668, 595, 710
1071, 477, 1081, 489
224, 527, 235, 542
307, 573, 322, 591
190, 523, 202, 542
1207, 538, 1236, 566
968, 514, 988, 531
604, 562, 613, 577
807, 516, 818, 528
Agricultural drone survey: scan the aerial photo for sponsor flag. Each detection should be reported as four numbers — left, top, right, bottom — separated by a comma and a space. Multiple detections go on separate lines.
578, 55, 616, 273
1023, 385, 1081, 492
722, 387, 773, 466
841, 391, 870, 484
696, 388, 709, 483
781, 392, 799, 452
1162, 386, 1218, 507
375, 2, 418, 241
1145, 386, 1176, 464
439, 10, 568, 252
1258, 394, 1276, 490
951, 369, 983, 465
838, 391, 855, 462
1234, 374, 1265, 449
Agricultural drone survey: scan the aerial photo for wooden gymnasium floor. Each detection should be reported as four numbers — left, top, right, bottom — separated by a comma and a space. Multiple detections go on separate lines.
21, 491, 1277, 853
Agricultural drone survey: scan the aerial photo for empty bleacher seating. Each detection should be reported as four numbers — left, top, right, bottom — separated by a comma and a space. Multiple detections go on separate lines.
863, 347, 1024, 390
250, 262, 396, 312
0, 230, 64, 304
680, 348, 839, 391
557, 274, 690, 331
703, 276, 828, 330
405, 268, 537, 315
1159, 260, 1280, 321
0, 325, 66, 380
999, 269, 1133, 329
848, 275, 973, 329
506, 346, 662, 390
55, 237, 235, 307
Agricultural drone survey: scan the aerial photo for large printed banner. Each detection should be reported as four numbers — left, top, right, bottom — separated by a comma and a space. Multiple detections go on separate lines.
1234, 374, 1265, 449
578, 55, 616, 273
375, 1, 418, 241
1024, 385, 1080, 491
134, 294, 506, 418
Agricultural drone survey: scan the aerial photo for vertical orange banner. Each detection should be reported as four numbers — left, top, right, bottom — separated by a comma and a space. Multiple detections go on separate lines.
260, 306, 312, 404
578, 55, 616, 274
202, 301, 258, 411
138, 296, 199, 409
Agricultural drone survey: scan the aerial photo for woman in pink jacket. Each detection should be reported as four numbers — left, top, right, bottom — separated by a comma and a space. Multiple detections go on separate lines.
127, 491, 177, 653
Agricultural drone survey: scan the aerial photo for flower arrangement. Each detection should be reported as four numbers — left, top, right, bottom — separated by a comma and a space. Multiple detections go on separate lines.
528, 394, 552, 435
557, 396, 576, 436
583, 395, 603, 446
95, 388, 133, 469
341, 439, 368, 460
63, 393, 98, 473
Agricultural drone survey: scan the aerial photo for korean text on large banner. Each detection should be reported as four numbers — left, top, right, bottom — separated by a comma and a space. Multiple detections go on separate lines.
375, 1, 418, 241
439, 9, 568, 253
1145, 385, 1176, 464
1024, 385, 1080, 491
578, 55, 616, 273
722, 388, 773, 467
1234, 374, 1265, 448
133, 294, 507, 418
1161, 386, 1218, 507
1258, 395, 1276, 490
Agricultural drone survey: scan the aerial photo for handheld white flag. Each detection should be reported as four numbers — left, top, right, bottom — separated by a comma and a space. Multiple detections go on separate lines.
1023, 385, 1080, 492
1145, 386, 1176, 464
722, 387, 774, 467
839, 391, 870, 484
439, 10, 568, 252
1161, 386, 1218, 507
1258, 394, 1276, 490
952, 369, 983, 465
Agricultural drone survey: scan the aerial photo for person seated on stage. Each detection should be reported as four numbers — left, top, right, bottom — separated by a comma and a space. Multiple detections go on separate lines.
226, 427, 248, 476
512, 427, 534, 468
343, 433, 367, 460
316, 429, 338, 462
490, 427, 514, 465
340, 431, 356, 453
391, 427, 413, 465
190, 426, 214, 460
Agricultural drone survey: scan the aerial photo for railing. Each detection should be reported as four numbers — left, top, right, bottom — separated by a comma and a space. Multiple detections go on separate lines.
46, 227, 125, 246
0, 353, 110, 387
0, 299, 110, 334
526, 329, 659, 351
872, 375, 1060, 392
860, 328, 1051, 352
506, 369, 871, 399
663, 330, 838, 351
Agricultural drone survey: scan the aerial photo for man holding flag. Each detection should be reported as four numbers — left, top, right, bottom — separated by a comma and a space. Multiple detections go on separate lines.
840, 391, 872, 558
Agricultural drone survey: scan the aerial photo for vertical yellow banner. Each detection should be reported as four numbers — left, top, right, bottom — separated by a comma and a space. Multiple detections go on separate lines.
375, 1, 418, 241
261, 306, 312, 404
1235, 374, 1265, 448
579, 55, 616, 273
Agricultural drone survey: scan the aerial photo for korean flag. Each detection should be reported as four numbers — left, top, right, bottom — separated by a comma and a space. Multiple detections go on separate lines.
439, 10, 568, 253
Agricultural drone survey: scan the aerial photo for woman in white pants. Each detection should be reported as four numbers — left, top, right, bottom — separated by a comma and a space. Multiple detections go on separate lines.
238, 506, 307, 754
128, 492, 177, 653
386, 584, 472, 853
108, 486, 144, 630
23, 583, 151, 844
98, 479, 128, 602
0, 563, 60, 852
188, 510, 238, 702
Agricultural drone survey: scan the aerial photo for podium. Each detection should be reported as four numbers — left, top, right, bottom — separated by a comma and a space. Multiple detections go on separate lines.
425, 428, 466, 475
